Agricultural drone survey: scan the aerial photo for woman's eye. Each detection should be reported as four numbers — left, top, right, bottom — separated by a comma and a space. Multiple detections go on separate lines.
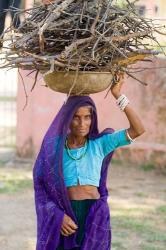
73, 116, 79, 120
73, 115, 91, 121
85, 115, 91, 119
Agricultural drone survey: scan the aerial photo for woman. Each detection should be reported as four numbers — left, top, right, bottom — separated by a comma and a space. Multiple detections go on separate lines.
33, 80, 145, 250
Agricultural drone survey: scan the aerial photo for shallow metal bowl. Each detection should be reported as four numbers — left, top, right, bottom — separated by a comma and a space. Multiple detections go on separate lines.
43, 71, 112, 95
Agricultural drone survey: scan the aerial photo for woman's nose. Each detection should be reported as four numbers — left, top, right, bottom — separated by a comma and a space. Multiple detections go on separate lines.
79, 119, 85, 127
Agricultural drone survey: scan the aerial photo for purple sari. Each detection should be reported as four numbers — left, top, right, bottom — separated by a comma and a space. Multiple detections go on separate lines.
33, 96, 115, 250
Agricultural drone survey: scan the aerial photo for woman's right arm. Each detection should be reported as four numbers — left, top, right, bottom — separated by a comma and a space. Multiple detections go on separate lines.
34, 172, 78, 237
33, 146, 78, 238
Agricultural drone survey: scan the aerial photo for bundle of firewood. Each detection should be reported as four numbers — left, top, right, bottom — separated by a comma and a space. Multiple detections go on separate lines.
0, 0, 164, 85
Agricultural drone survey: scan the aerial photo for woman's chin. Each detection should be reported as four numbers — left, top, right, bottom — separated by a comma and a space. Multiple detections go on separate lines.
77, 131, 89, 137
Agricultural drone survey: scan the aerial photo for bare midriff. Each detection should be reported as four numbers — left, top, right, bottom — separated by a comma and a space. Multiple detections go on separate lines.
67, 183, 100, 200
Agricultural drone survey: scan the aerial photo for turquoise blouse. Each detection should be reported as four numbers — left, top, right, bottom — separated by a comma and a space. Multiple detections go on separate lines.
63, 129, 131, 187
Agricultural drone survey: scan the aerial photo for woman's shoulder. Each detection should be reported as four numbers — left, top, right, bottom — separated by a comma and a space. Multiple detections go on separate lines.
89, 128, 115, 141
89, 128, 129, 146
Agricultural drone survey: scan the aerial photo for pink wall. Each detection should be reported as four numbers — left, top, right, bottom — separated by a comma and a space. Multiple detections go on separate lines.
16, 58, 166, 167
16, 74, 66, 157
16, 74, 132, 156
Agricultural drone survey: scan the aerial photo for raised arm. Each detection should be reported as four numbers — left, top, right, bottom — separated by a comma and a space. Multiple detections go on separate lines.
111, 80, 145, 140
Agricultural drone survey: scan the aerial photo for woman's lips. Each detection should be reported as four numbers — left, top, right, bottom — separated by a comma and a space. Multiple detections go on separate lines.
78, 129, 86, 132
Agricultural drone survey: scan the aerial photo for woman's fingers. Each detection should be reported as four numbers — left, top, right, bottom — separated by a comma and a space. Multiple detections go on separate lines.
61, 228, 78, 236
61, 226, 76, 236
64, 224, 77, 233
63, 214, 78, 229
60, 229, 69, 236
61, 224, 77, 234
61, 222, 78, 236
61, 227, 70, 236
68, 219, 78, 230
61, 214, 78, 236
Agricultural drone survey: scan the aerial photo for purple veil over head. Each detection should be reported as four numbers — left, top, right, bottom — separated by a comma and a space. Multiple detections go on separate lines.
33, 95, 115, 250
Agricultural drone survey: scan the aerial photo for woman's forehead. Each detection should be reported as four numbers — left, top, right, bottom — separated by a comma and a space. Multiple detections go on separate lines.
74, 106, 92, 115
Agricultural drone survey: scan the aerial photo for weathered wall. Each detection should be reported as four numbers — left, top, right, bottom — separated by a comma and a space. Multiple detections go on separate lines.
16, 58, 166, 167
114, 58, 166, 169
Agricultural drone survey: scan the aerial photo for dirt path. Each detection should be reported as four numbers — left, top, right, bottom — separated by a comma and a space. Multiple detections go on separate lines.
0, 161, 166, 250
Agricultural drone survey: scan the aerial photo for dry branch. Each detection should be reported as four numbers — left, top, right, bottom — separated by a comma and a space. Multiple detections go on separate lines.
0, 0, 165, 86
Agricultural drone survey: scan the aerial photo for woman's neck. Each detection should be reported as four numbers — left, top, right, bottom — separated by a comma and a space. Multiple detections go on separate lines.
67, 134, 87, 147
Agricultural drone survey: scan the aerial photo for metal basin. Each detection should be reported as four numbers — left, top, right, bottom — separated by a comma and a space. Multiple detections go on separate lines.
43, 71, 112, 95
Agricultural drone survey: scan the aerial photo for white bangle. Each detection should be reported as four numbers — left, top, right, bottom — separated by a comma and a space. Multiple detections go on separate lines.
116, 94, 126, 105
126, 129, 135, 142
116, 94, 129, 111
120, 99, 130, 111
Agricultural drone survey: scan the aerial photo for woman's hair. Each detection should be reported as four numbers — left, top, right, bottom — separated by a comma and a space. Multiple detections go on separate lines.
74, 105, 94, 115
86, 105, 94, 114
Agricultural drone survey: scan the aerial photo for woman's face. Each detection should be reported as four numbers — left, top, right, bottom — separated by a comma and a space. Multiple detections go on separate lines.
69, 106, 92, 137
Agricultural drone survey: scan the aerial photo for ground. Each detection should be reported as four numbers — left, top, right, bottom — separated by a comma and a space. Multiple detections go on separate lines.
0, 156, 166, 250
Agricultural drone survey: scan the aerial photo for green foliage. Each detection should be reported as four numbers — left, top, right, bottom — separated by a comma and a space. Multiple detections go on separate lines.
112, 241, 127, 249
135, 192, 148, 198
111, 158, 122, 165
141, 245, 163, 250
140, 163, 155, 171
0, 178, 32, 194
157, 206, 166, 215
0, 168, 32, 194
111, 215, 166, 249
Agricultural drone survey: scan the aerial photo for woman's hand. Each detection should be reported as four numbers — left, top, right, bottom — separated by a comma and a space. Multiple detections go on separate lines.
111, 74, 124, 99
61, 214, 78, 237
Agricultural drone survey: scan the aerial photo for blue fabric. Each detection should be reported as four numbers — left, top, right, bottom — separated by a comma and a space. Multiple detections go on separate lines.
63, 129, 131, 187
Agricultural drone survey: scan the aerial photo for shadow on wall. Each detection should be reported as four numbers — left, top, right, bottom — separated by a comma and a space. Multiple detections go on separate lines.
17, 137, 34, 158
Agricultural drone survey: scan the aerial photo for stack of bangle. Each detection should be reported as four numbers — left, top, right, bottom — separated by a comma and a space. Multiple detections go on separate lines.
116, 94, 130, 111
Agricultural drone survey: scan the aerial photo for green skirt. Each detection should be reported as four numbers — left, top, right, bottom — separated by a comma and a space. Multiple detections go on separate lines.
57, 199, 97, 250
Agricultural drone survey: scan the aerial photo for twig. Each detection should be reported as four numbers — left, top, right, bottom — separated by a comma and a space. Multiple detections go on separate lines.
31, 70, 39, 91
18, 69, 29, 110
126, 71, 148, 85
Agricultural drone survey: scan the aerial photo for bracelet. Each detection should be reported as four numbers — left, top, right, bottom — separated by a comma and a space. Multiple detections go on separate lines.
116, 94, 129, 111
126, 129, 135, 142
120, 98, 130, 111
116, 94, 126, 105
